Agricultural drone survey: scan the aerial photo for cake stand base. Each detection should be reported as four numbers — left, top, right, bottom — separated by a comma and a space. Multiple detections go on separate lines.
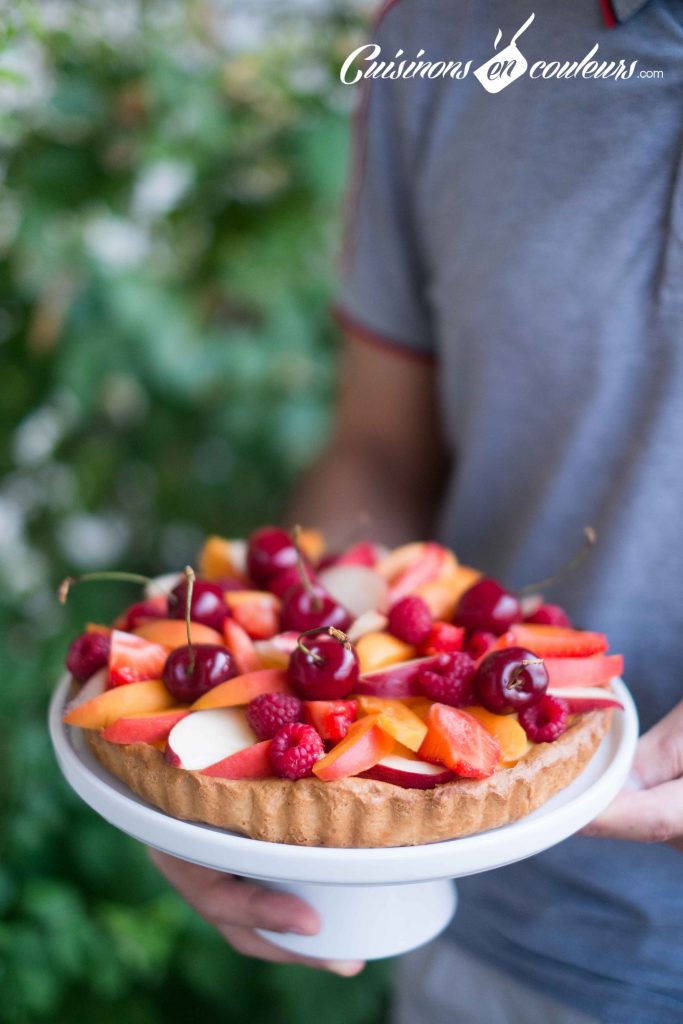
258, 878, 457, 960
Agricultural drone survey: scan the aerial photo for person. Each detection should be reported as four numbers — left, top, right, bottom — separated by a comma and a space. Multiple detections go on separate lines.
151, 1, 683, 1020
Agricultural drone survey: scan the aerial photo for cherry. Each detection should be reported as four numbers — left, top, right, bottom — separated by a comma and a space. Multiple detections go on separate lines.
118, 598, 168, 631
267, 563, 314, 599
168, 579, 227, 632
66, 631, 110, 683
163, 644, 236, 703
247, 527, 298, 586
280, 582, 352, 633
454, 579, 522, 636
475, 646, 548, 714
288, 629, 359, 700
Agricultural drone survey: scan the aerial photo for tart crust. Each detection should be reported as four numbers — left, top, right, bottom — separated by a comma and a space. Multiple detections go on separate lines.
86, 710, 611, 848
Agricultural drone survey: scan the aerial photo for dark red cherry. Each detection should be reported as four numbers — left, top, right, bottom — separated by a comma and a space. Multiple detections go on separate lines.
168, 579, 227, 632
266, 563, 315, 599
454, 578, 522, 635
162, 644, 236, 703
247, 527, 298, 586
118, 597, 168, 631
66, 631, 111, 683
280, 583, 352, 633
475, 646, 548, 714
288, 633, 359, 700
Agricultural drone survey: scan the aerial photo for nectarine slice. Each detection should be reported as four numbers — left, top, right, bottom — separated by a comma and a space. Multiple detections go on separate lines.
133, 619, 223, 648
312, 715, 393, 782
355, 631, 415, 674
190, 668, 291, 710
64, 680, 176, 729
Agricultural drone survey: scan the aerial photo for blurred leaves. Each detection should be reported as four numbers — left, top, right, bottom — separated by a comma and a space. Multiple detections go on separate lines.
0, 3, 391, 1023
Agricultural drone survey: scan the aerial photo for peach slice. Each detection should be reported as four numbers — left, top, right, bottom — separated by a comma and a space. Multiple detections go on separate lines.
312, 714, 393, 782
64, 680, 176, 729
223, 618, 262, 674
355, 631, 415, 674
198, 535, 248, 581
317, 565, 389, 617
356, 696, 427, 752
133, 619, 223, 648
462, 706, 529, 765
190, 668, 291, 710
415, 566, 482, 620
201, 738, 273, 779
101, 708, 189, 745
224, 591, 281, 640
166, 708, 255, 770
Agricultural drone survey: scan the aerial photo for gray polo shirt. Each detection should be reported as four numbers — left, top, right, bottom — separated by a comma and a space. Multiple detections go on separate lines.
337, 2, 683, 1021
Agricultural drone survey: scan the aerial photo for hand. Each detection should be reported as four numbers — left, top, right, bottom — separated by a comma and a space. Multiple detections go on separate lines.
149, 850, 364, 975
583, 700, 683, 851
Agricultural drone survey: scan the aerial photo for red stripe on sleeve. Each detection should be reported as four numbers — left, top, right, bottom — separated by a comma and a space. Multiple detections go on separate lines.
599, 0, 618, 28
331, 305, 436, 365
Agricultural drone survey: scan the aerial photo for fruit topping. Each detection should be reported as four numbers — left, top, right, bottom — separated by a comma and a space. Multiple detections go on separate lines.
356, 695, 427, 752
361, 753, 454, 789
454, 578, 523, 636
201, 738, 274, 779
247, 692, 304, 740
542, 653, 623, 689
518, 694, 569, 743
133, 618, 224, 647
270, 722, 325, 780
355, 631, 414, 673
198, 535, 247, 582
317, 565, 389, 618
524, 602, 572, 627
303, 699, 357, 743
501, 623, 608, 658
64, 679, 175, 729
280, 582, 351, 633
419, 622, 465, 656
224, 590, 281, 639
462, 706, 529, 764
168, 578, 227, 632
266, 563, 314, 598
222, 618, 262, 674
312, 714, 394, 781
190, 668, 291, 709
546, 686, 624, 713
418, 704, 500, 778
417, 651, 477, 708
108, 630, 169, 687
465, 629, 497, 660
101, 708, 189, 746
287, 628, 359, 700
166, 707, 256, 770
475, 646, 549, 713
116, 595, 168, 631
163, 644, 237, 703
246, 527, 298, 586
387, 595, 432, 645
66, 631, 111, 683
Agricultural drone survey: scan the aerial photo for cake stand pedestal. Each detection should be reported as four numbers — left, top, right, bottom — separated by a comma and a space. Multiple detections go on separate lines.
49, 677, 637, 961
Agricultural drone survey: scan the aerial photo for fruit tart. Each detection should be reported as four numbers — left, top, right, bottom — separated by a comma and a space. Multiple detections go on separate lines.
59, 528, 625, 848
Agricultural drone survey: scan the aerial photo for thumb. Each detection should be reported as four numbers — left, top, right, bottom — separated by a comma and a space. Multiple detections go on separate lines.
629, 701, 683, 789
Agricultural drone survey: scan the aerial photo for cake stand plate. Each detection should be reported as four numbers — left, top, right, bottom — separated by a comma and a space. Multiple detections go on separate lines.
49, 677, 638, 961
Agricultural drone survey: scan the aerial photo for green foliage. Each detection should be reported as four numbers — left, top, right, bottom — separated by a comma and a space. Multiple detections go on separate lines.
0, 4, 392, 1022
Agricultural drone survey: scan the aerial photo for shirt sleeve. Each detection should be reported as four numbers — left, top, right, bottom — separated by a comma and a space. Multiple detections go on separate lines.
333, 10, 435, 361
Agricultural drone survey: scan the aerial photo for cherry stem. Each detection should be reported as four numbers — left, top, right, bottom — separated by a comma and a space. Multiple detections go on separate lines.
184, 566, 196, 675
506, 659, 545, 691
296, 625, 352, 663
58, 570, 154, 605
518, 526, 596, 596
292, 524, 323, 612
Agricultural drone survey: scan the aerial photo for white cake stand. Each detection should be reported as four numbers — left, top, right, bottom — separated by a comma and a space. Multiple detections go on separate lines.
49, 676, 638, 961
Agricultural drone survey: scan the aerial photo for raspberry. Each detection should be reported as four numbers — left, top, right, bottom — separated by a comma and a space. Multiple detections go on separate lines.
388, 595, 432, 645
525, 603, 572, 628
246, 693, 303, 741
466, 630, 497, 660
518, 695, 569, 743
66, 631, 111, 683
420, 622, 465, 656
270, 722, 325, 780
418, 652, 476, 707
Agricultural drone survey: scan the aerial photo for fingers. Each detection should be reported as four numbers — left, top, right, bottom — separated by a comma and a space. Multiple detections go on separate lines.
583, 779, 683, 848
630, 701, 683, 789
219, 925, 364, 976
148, 849, 321, 935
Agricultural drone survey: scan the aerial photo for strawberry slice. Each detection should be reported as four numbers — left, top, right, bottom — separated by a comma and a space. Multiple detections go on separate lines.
303, 700, 357, 743
108, 630, 168, 688
504, 624, 608, 658
418, 703, 500, 778
544, 654, 624, 689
